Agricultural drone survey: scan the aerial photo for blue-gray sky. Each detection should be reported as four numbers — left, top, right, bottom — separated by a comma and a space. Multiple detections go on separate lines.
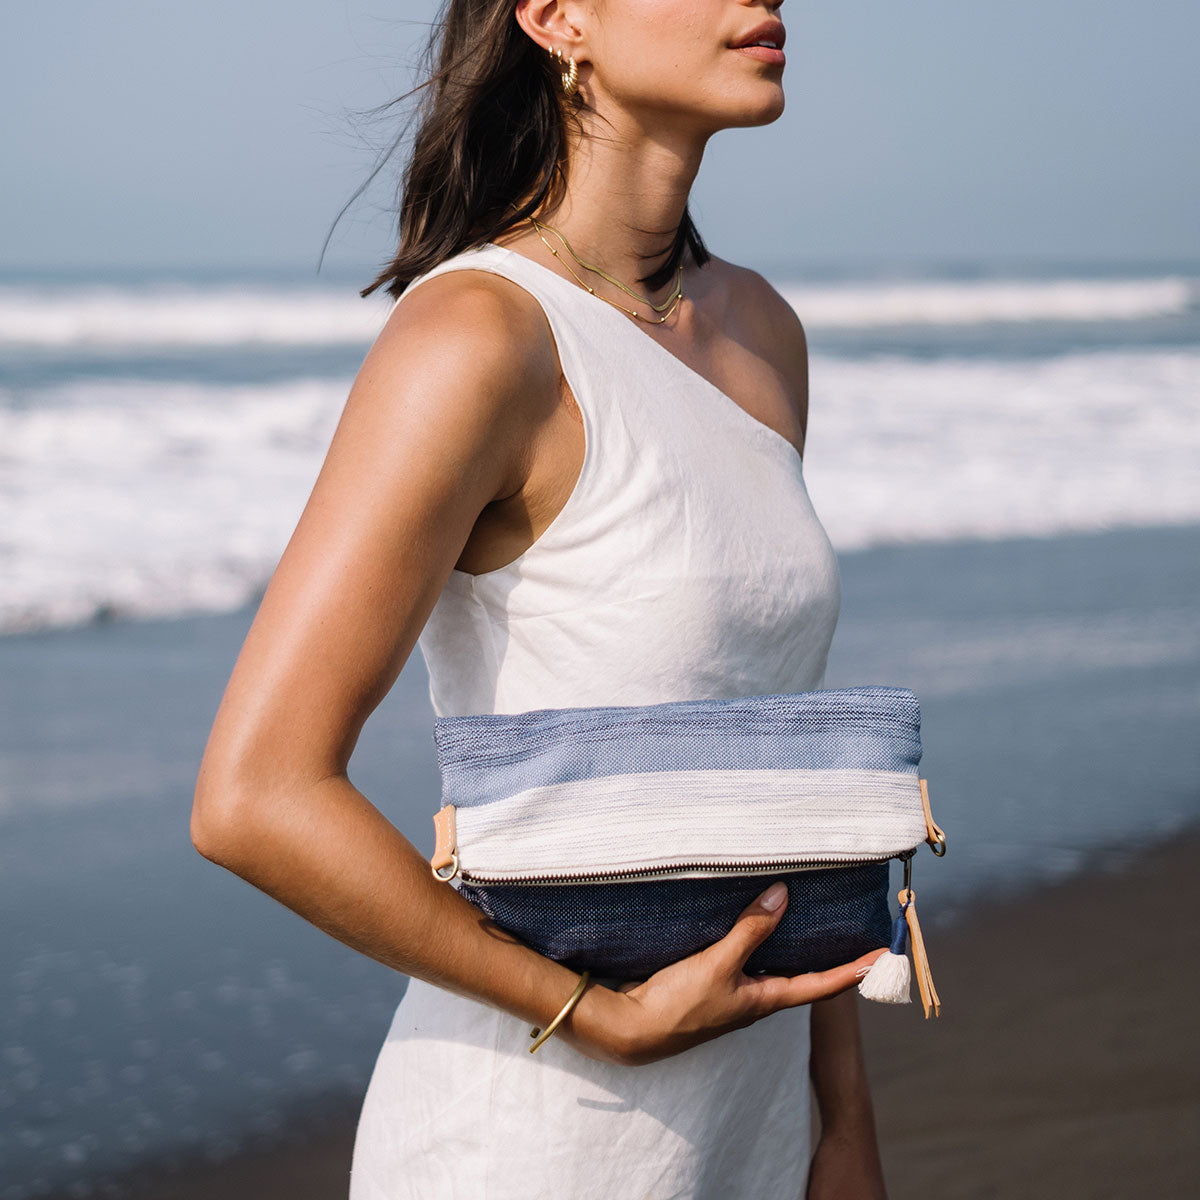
3, 1, 1197, 273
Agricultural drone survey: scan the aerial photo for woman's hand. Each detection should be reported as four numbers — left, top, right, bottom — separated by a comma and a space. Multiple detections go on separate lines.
562, 881, 888, 1065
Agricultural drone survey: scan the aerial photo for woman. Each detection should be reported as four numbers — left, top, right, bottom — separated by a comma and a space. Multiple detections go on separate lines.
192, 0, 891, 1195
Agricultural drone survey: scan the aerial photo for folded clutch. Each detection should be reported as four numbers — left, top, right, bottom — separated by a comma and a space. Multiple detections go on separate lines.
428, 685, 946, 1015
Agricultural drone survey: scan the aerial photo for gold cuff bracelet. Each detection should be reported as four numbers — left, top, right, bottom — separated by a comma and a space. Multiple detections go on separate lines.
529, 970, 591, 1054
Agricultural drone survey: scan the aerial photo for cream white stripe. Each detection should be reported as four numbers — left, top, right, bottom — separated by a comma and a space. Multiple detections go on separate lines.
455, 767, 927, 880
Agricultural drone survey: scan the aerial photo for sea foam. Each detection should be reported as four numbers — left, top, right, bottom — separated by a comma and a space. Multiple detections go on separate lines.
1, 274, 1194, 353
778, 275, 1196, 328
2, 348, 1198, 635
0, 285, 393, 350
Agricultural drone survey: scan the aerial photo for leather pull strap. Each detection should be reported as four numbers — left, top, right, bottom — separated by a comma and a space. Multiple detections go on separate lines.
900, 888, 942, 1019
919, 778, 947, 855
430, 805, 459, 881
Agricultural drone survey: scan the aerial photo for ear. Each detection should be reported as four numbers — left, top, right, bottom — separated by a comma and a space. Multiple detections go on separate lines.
514, 0, 587, 60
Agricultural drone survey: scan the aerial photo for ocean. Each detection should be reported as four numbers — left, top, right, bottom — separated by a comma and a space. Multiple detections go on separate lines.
3, 262, 1199, 636
2, 260, 1199, 1196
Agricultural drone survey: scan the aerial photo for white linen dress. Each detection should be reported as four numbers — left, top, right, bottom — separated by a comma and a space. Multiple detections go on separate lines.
349, 243, 843, 1199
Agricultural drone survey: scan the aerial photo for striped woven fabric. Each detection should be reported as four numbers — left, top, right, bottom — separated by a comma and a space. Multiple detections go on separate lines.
433, 685, 928, 885
431, 686, 930, 977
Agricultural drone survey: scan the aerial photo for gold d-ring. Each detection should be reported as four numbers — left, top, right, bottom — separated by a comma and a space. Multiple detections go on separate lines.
431, 853, 459, 882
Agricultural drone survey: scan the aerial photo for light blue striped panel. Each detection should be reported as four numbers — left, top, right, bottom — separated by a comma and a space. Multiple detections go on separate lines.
435, 685, 922, 810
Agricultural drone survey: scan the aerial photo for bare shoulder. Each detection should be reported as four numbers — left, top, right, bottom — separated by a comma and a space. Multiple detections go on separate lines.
348, 266, 566, 509
367, 267, 563, 431
717, 256, 807, 367
700, 253, 809, 414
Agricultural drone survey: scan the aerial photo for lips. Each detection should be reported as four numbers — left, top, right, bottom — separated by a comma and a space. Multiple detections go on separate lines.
729, 19, 786, 51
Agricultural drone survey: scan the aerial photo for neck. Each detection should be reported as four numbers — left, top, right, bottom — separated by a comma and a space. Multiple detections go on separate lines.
520, 111, 710, 300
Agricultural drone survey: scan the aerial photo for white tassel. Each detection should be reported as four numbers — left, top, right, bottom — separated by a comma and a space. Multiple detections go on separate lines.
858, 948, 912, 1004
857, 913, 912, 1005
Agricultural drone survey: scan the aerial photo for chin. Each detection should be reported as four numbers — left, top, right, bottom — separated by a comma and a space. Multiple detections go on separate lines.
720, 87, 785, 129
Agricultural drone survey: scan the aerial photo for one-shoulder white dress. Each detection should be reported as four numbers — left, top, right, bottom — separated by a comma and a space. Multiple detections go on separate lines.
349, 243, 843, 1199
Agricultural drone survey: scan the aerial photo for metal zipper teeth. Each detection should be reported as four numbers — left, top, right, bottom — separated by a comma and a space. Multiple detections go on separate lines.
459, 850, 913, 887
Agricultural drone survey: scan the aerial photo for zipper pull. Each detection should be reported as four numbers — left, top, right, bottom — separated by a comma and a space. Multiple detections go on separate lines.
859, 849, 915, 1005
899, 887, 942, 1018
920, 778, 947, 856
430, 804, 460, 882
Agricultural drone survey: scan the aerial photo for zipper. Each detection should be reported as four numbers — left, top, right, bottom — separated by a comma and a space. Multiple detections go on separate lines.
444, 848, 917, 887
429, 801, 927, 886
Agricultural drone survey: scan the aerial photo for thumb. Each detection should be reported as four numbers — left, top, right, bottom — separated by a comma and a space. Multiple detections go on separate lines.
709, 880, 789, 971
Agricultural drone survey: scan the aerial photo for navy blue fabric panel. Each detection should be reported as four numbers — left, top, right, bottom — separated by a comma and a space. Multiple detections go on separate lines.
460, 861, 893, 980
436, 686, 922, 808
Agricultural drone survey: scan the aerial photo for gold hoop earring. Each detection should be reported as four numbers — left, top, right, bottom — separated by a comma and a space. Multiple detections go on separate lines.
549, 46, 579, 98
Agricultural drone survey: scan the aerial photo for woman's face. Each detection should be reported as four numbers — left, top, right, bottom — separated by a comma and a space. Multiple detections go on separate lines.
580, 0, 787, 135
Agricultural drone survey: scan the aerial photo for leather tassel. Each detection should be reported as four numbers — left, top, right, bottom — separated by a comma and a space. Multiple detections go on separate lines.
900, 887, 941, 1018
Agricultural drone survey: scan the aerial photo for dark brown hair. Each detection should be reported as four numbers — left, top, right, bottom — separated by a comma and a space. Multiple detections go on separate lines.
360, 0, 709, 299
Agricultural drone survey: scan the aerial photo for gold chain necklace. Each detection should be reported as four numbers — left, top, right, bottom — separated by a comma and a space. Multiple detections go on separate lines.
526, 216, 684, 325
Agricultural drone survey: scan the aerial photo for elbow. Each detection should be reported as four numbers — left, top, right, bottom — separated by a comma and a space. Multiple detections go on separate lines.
190, 795, 227, 865
191, 759, 256, 867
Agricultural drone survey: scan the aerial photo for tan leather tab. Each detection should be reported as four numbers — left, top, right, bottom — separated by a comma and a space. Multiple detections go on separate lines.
899, 888, 942, 1019
920, 778, 947, 853
430, 805, 458, 879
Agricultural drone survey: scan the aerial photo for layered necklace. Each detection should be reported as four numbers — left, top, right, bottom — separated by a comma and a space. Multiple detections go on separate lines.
526, 215, 684, 325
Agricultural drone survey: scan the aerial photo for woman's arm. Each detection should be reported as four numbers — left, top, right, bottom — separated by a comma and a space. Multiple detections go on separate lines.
192, 270, 591, 1025
806, 991, 888, 1199
192, 270, 885, 1067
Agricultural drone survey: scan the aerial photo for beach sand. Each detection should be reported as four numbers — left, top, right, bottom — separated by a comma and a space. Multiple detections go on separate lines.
857, 829, 1199, 1200
11, 522, 1198, 1198
46, 827, 1198, 1200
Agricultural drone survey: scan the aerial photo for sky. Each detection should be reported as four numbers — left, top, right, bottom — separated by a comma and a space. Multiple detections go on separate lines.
3, 0, 1197, 275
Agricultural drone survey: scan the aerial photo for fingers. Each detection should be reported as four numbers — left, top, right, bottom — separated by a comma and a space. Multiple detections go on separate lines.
753, 947, 891, 1010
706, 880, 790, 972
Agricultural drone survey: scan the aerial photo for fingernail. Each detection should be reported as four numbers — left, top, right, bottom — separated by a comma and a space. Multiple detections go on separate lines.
760, 882, 787, 911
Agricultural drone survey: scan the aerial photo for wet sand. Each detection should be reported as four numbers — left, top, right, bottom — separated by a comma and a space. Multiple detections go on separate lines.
51, 827, 1198, 1200
12, 522, 1199, 1198
857, 828, 1199, 1200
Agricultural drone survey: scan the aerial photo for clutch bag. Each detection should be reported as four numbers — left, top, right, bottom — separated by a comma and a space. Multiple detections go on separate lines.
428, 685, 946, 1013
